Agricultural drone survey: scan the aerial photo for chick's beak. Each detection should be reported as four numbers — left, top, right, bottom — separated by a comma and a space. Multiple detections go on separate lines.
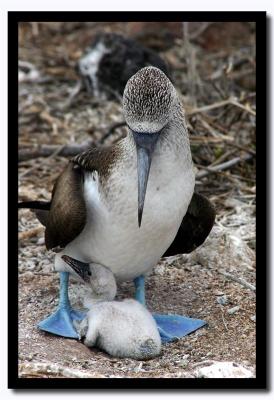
61, 255, 91, 283
132, 131, 159, 227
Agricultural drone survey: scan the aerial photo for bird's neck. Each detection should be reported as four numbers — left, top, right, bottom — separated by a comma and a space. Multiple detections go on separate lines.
158, 104, 192, 165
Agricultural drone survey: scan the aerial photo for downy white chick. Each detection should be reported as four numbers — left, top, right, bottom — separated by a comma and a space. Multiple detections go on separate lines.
62, 255, 161, 360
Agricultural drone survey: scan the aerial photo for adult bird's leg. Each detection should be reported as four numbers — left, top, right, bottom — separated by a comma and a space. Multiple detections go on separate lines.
134, 275, 146, 306
38, 271, 86, 339
133, 274, 207, 344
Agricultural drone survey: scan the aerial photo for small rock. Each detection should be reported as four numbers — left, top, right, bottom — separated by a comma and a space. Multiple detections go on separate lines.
42, 264, 54, 273
196, 362, 254, 378
216, 295, 228, 305
188, 226, 255, 272
214, 290, 224, 296
250, 315, 256, 322
37, 237, 45, 245
153, 264, 165, 276
21, 271, 34, 282
177, 359, 189, 368
227, 305, 240, 315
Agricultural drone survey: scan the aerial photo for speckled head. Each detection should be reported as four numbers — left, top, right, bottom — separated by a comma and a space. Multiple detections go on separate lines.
123, 66, 177, 133
123, 67, 178, 227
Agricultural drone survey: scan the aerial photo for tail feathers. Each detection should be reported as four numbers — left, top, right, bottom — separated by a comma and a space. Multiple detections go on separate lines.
18, 201, 51, 210
18, 201, 51, 227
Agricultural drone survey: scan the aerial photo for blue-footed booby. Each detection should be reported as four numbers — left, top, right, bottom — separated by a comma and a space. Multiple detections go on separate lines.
19, 66, 215, 342
62, 255, 161, 360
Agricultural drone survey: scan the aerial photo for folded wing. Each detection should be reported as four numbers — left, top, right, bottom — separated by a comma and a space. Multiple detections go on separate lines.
163, 193, 215, 257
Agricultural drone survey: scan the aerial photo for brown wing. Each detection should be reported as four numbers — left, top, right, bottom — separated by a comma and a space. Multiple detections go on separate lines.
163, 193, 215, 257
20, 144, 121, 251
45, 162, 86, 250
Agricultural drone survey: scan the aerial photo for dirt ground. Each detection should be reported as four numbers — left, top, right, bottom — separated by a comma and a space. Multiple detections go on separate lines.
18, 21, 256, 378
18, 224, 256, 378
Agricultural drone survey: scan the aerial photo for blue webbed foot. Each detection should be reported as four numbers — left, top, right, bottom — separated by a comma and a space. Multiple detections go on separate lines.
153, 313, 206, 343
38, 271, 87, 339
134, 274, 207, 344
38, 306, 86, 339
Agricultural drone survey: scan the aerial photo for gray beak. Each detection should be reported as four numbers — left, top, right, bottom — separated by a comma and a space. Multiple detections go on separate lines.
132, 131, 159, 227
61, 255, 91, 283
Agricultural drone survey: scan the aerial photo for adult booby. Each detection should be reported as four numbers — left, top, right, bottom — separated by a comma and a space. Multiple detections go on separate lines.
62, 255, 161, 360
77, 32, 170, 98
19, 67, 215, 342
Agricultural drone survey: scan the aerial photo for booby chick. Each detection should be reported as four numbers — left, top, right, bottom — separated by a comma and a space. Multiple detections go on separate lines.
62, 255, 161, 360
18, 66, 215, 342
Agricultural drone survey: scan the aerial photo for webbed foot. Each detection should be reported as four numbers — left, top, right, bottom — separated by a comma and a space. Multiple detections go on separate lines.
153, 313, 206, 343
134, 274, 207, 343
38, 306, 86, 339
37, 271, 86, 339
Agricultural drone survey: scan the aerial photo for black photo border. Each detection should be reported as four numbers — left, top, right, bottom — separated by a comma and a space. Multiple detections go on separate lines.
9, 10, 267, 390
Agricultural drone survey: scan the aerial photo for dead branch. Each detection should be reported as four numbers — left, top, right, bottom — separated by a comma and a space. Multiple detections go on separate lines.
19, 121, 127, 161
226, 141, 256, 156
188, 97, 256, 117
219, 305, 229, 331
218, 270, 256, 292
196, 153, 253, 179
19, 140, 92, 162
19, 361, 104, 378
209, 150, 237, 167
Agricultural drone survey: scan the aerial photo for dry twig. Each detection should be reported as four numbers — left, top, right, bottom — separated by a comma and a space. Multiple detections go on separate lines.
219, 270, 256, 292
188, 98, 256, 117
19, 141, 92, 162
196, 153, 253, 179
19, 361, 104, 378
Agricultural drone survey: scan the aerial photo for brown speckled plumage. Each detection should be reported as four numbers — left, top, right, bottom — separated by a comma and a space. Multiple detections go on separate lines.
123, 67, 175, 132
72, 144, 122, 180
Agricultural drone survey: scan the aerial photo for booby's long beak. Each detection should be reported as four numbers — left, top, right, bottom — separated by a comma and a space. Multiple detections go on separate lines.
61, 255, 91, 283
132, 132, 159, 227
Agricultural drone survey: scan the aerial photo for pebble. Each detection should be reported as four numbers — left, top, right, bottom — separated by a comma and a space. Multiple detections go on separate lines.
250, 315, 256, 322
37, 237, 45, 245
216, 295, 228, 305
21, 271, 34, 282
196, 361, 254, 378
153, 264, 165, 276
177, 359, 189, 368
227, 305, 240, 315
214, 290, 224, 296
42, 264, 54, 273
